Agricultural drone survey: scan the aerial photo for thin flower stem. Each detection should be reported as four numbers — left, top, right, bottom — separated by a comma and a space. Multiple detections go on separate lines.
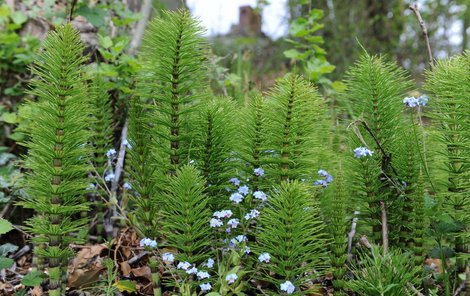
410, 111, 436, 193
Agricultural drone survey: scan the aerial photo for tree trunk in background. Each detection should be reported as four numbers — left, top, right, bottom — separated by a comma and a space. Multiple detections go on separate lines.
160, 0, 186, 10
365, 0, 405, 56
461, 0, 470, 51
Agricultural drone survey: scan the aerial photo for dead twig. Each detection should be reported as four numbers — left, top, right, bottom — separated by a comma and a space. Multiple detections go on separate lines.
347, 211, 360, 262
380, 201, 389, 255
128, 251, 150, 265
409, 3, 434, 69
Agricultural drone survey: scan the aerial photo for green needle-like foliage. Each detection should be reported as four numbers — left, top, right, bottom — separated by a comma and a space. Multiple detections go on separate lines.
237, 92, 268, 191
395, 130, 421, 249
19, 24, 90, 295
127, 97, 161, 239
411, 170, 427, 267
323, 168, 348, 294
347, 246, 421, 296
425, 54, 470, 273
161, 165, 212, 264
89, 76, 114, 242
345, 53, 413, 245
254, 181, 328, 295
138, 9, 208, 175
263, 74, 326, 183
190, 97, 238, 207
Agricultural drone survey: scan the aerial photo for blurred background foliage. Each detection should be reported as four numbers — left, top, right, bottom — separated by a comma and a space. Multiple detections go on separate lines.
0, 0, 469, 220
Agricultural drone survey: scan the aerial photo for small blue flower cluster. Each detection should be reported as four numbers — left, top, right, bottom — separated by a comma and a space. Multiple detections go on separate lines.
227, 168, 267, 205
354, 146, 374, 159
172, 257, 214, 292
210, 209, 233, 228
313, 169, 333, 188
104, 171, 115, 182
162, 252, 174, 263
123, 182, 132, 190
258, 252, 271, 263
254, 167, 265, 176
280, 280, 295, 294
106, 148, 116, 159
139, 238, 158, 249
223, 234, 250, 254
403, 95, 428, 108
226, 273, 238, 284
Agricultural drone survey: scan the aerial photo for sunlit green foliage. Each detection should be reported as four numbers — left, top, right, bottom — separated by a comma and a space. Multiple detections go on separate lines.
19, 24, 90, 295
254, 181, 328, 295
138, 9, 209, 175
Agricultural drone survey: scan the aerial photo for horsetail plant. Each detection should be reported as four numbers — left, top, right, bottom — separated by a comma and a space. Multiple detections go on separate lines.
347, 245, 421, 296
322, 167, 348, 294
161, 166, 213, 290
88, 76, 114, 242
190, 97, 238, 207
237, 92, 268, 192
254, 181, 329, 295
425, 53, 470, 277
162, 165, 212, 263
395, 131, 422, 249
345, 53, 413, 247
138, 9, 209, 176
126, 96, 161, 240
19, 24, 91, 296
411, 170, 427, 267
126, 96, 163, 295
263, 74, 327, 183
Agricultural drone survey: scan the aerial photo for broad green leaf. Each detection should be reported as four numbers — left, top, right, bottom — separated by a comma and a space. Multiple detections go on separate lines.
283, 49, 308, 60
289, 18, 309, 37
0, 218, 13, 235
21, 271, 46, 286
99, 35, 113, 49
98, 49, 114, 60
0, 257, 13, 269
0, 5, 10, 18
206, 293, 221, 296
114, 280, 137, 293
8, 132, 24, 142
307, 23, 324, 34
10, 12, 27, 25
76, 6, 106, 27
111, 40, 128, 54
0, 112, 18, 124
308, 9, 324, 21
332, 81, 347, 93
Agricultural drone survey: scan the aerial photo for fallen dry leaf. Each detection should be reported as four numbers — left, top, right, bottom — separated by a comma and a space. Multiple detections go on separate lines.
120, 261, 131, 277
31, 285, 43, 296
131, 265, 151, 281
68, 244, 108, 288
